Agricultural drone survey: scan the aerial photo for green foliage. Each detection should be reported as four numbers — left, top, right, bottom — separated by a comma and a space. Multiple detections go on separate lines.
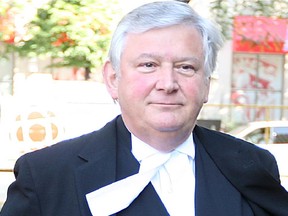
210, 0, 288, 39
3, 0, 121, 73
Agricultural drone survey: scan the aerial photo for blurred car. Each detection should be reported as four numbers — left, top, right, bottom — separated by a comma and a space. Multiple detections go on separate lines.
229, 120, 288, 145
229, 120, 288, 190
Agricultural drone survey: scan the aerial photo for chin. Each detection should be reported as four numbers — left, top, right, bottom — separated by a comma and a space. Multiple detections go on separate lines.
151, 120, 183, 132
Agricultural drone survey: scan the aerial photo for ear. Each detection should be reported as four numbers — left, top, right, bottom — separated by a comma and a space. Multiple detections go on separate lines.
103, 61, 119, 100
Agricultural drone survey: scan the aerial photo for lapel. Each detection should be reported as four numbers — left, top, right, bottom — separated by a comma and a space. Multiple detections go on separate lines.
193, 128, 254, 216
193, 125, 288, 216
74, 116, 168, 216
74, 116, 120, 216
73, 116, 137, 215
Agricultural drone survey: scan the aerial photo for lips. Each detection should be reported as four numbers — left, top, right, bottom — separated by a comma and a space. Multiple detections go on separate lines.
148, 102, 183, 106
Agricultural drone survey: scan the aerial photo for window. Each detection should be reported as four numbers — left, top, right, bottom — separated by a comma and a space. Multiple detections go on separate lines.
244, 128, 266, 144
272, 127, 288, 144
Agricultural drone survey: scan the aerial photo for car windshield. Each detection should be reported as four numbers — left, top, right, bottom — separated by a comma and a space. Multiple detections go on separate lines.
229, 125, 248, 136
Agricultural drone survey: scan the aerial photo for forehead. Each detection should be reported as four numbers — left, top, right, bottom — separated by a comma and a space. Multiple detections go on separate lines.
122, 25, 203, 60
126, 24, 202, 41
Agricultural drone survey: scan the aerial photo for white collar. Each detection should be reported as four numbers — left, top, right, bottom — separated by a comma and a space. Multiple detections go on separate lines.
131, 133, 195, 163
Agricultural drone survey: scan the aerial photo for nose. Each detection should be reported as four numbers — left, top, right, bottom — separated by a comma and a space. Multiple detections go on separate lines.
155, 67, 179, 93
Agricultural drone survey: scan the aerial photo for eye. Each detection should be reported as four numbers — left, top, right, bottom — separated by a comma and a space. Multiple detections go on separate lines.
175, 64, 197, 76
143, 62, 155, 68
137, 62, 157, 73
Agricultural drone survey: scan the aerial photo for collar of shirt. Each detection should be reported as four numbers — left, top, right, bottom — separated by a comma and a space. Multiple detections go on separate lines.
131, 133, 195, 163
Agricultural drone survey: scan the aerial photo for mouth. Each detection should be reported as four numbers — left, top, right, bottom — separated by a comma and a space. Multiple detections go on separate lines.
149, 102, 183, 107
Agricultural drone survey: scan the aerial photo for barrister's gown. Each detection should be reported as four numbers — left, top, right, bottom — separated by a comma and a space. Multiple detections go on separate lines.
1, 115, 288, 216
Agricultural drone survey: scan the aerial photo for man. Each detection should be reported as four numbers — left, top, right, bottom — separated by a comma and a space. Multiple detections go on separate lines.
1, 1, 288, 216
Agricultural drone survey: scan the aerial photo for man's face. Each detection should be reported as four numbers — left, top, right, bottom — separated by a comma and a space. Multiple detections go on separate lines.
105, 24, 210, 149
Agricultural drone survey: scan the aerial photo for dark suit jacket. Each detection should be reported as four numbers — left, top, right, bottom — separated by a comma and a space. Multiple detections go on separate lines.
1, 115, 288, 216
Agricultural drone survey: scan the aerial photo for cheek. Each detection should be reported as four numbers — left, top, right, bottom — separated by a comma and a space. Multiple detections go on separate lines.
184, 79, 210, 103
119, 73, 152, 100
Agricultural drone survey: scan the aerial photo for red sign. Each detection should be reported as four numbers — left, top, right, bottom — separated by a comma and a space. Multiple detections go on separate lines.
233, 16, 288, 54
